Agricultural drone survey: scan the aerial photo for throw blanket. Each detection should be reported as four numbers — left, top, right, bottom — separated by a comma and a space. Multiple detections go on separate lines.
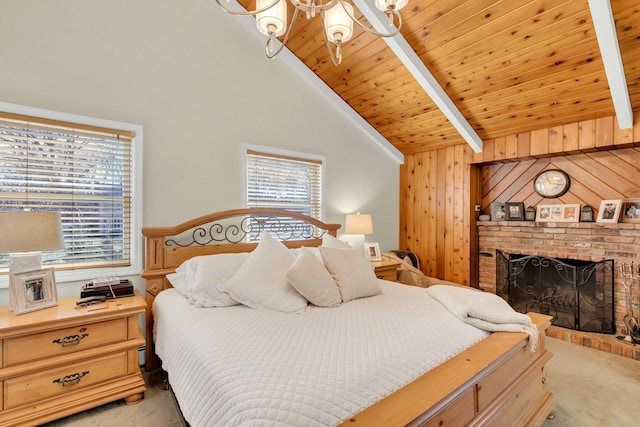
426, 284, 539, 352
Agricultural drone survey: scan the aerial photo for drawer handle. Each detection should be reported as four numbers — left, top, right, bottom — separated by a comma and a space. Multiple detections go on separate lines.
53, 371, 89, 388
377, 275, 384, 279
52, 333, 89, 348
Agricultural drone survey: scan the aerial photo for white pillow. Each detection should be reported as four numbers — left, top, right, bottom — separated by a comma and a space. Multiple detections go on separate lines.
319, 246, 381, 302
286, 247, 341, 308
187, 252, 250, 307
221, 232, 308, 313
322, 233, 352, 249
165, 258, 198, 296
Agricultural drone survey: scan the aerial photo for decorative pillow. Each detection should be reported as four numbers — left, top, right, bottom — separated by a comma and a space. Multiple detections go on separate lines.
187, 252, 250, 307
319, 246, 381, 302
221, 232, 308, 313
286, 247, 342, 307
322, 233, 352, 249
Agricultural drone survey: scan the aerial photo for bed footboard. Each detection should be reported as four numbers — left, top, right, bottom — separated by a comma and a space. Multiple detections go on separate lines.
341, 312, 554, 427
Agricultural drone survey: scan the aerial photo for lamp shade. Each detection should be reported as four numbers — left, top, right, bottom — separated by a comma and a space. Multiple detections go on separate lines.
0, 211, 64, 253
324, 2, 354, 44
345, 213, 373, 235
256, 0, 287, 37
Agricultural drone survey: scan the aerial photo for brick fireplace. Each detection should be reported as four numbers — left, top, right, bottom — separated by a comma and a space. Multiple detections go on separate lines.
478, 220, 640, 361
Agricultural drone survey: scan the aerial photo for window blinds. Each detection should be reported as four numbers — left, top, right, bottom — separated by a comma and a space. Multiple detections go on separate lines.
0, 112, 134, 271
246, 150, 322, 219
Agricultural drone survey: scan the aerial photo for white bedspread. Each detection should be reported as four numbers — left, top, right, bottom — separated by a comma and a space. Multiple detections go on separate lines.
153, 281, 489, 427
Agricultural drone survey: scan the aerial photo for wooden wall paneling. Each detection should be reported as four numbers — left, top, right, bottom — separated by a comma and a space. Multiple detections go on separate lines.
442, 147, 454, 280
595, 116, 615, 148
399, 160, 408, 248
548, 126, 564, 154
482, 139, 495, 163
517, 132, 531, 159
613, 116, 634, 147
401, 155, 415, 251
469, 158, 481, 287
504, 159, 548, 204
584, 151, 640, 196
480, 162, 519, 208
634, 111, 640, 142
426, 151, 439, 278
562, 122, 580, 153
530, 128, 549, 157
578, 119, 597, 151
493, 136, 506, 161
453, 145, 466, 284
505, 134, 518, 159
414, 152, 425, 270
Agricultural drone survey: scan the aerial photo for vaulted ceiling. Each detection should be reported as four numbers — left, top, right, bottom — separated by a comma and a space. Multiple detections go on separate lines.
238, 0, 640, 155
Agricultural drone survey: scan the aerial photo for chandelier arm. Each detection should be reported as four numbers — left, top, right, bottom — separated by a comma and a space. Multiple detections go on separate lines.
214, 0, 281, 16
265, 6, 300, 59
338, 0, 403, 38
319, 12, 342, 66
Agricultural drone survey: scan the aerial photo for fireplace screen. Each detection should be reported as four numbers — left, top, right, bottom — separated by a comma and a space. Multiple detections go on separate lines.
496, 250, 615, 334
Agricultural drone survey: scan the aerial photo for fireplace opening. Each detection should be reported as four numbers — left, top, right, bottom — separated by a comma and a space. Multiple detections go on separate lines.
496, 250, 615, 334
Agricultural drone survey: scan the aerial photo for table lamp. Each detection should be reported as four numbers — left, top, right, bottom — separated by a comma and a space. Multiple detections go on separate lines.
0, 211, 64, 310
345, 212, 373, 252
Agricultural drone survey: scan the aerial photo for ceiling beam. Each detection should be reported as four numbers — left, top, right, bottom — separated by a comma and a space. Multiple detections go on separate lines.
352, 0, 483, 153
588, 0, 633, 129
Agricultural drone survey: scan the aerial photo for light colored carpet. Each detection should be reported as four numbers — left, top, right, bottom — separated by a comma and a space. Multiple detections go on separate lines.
41, 337, 639, 426
543, 337, 640, 427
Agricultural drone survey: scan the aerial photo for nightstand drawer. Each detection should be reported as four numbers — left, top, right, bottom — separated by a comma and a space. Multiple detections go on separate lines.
4, 351, 128, 409
376, 269, 397, 281
4, 318, 127, 366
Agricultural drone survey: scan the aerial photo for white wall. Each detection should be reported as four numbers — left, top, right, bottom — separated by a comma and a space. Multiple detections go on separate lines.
0, 0, 400, 304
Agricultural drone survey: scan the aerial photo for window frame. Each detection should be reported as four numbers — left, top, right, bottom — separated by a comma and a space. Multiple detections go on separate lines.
242, 143, 325, 221
0, 101, 143, 288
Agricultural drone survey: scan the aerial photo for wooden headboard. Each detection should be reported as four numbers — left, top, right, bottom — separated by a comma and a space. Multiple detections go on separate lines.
140, 208, 340, 370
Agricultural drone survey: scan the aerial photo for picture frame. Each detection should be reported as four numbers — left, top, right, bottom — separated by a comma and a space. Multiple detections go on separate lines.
536, 204, 580, 223
620, 199, 640, 223
364, 242, 382, 261
10, 268, 58, 315
597, 199, 623, 223
506, 202, 525, 221
490, 203, 506, 221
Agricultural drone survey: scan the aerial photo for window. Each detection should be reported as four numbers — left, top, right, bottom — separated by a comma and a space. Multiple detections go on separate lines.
245, 146, 324, 219
0, 103, 142, 285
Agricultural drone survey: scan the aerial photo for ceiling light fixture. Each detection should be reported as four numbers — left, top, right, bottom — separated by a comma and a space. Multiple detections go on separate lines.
216, 0, 408, 66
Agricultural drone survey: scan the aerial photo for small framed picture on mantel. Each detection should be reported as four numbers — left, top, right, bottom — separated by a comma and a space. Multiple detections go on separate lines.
506, 202, 525, 221
596, 199, 622, 223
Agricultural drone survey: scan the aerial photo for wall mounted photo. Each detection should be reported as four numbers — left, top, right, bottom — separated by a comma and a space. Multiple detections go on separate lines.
596, 199, 622, 223
621, 199, 640, 223
536, 204, 580, 223
10, 268, 58, 315
506, 202, 525, 221
490, 203, 506, 221
364, 242, 382, 261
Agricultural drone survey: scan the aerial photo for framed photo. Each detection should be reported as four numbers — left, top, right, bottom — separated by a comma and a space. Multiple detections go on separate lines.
536, 204, 580, 223
506, 202, 525, 221
490, 203, 506, 221
621, 199, 640, 223
597, 199, 623, 223
10, 268, 58, 315
364, 242, 382, 261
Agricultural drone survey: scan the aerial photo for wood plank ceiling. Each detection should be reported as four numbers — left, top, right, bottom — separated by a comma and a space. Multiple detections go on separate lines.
237, 0, 640, 155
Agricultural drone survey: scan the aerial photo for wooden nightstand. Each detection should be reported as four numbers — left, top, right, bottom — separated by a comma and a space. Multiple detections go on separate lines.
0, 291, 146, 427
371, 260, 401, 282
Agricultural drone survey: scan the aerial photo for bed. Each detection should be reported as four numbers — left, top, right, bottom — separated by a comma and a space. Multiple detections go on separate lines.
141, 208, 554, 426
